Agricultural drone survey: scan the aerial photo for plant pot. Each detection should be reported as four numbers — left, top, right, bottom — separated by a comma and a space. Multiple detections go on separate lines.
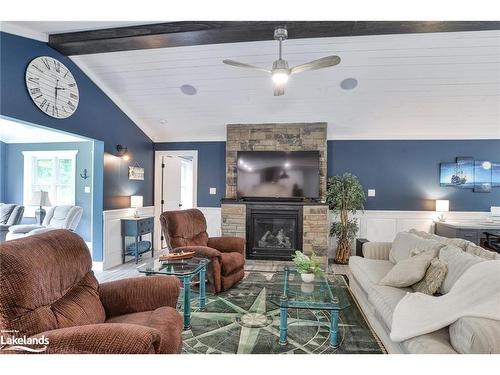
300, 283, 314, 293
300, 273, 315, 283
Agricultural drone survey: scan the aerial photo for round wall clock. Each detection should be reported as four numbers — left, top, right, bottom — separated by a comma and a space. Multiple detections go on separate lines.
25, 56, 79, 119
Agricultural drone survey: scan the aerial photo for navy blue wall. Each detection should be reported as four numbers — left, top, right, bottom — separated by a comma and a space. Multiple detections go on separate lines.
153, 139, 500, 212
328, 140, 500, 212
4, 142, 93, 241
0, 32, 154, 210
154, 142, 226, 207
0, 141, 5, 202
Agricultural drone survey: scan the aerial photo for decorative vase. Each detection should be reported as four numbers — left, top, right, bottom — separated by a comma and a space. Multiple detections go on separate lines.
300, 282, 314, 293
300, 273, 315, 283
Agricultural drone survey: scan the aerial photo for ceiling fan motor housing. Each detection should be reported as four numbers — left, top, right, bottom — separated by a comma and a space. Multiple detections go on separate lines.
272, 59, 290, 72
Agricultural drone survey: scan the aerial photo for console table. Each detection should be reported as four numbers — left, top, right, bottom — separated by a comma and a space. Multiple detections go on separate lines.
434, 221, 500, 246
121, 216, 154, 264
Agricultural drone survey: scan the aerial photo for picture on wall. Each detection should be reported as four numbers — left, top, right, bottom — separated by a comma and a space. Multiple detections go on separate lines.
456, 157, 474, 188
473, 160, 492, 193
440, 162, 469, 187
492, 163, 500, 187
440, 157, 499, 193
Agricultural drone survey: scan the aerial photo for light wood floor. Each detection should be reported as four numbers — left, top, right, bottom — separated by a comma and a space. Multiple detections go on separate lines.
94, 254, 350, 283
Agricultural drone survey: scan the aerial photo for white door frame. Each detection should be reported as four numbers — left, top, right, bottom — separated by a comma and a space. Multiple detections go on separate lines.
154, 150, 198, 250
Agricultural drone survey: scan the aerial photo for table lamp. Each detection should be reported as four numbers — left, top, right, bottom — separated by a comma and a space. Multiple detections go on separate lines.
131, 195, 143, 218
435, 200, 449, 222
30, 191, 51, 225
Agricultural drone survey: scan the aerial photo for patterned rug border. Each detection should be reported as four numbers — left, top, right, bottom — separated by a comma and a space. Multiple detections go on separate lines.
340, 275, 387, 354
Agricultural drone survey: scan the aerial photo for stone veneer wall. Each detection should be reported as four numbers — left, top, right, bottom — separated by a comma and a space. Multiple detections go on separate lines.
302, 206, 329, 262
221, 204, 246, 239
226, 123, 327, 200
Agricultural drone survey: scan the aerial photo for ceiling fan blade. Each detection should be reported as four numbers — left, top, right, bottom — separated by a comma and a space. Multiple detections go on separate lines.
290, 55, 341, 75
222, 59, 271, 73
273, 84, 285, 96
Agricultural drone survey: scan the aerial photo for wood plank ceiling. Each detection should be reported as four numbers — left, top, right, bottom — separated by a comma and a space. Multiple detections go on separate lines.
69, 30, 500, 142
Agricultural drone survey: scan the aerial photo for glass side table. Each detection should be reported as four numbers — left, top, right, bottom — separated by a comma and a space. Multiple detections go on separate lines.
270, 266, 350, 347
137, 256, 210, 330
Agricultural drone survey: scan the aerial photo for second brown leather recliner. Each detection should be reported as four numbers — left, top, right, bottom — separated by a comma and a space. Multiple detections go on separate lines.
160, 209, 245, 293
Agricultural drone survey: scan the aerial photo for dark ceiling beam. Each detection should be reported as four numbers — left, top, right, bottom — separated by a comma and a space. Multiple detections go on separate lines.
48, 21, 500, 56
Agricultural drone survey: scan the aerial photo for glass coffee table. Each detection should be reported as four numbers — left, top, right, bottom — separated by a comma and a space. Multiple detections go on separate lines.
137, 256, 210, 330
270, 266, 350, 348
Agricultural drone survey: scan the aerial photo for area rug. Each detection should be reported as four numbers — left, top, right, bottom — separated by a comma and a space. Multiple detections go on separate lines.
181, 271, 386, 354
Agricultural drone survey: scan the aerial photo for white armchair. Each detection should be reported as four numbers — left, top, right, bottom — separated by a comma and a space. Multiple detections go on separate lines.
6, 205, 83, 240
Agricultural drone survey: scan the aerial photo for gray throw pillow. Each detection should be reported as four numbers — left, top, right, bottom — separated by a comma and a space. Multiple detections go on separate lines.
412, 257, 448, 295
0, 204, 16, 224
438, 245, 485, 294
379, 251, 432, 288
389, 232, 444, 264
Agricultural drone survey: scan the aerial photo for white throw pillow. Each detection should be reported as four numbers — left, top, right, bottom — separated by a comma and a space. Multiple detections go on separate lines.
438, 245, 486, 294
379, 252, 432, 288
389, 232, 444, 264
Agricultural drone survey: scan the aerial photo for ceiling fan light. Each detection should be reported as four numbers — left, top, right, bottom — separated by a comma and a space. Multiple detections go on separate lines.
272, 71, 289, 85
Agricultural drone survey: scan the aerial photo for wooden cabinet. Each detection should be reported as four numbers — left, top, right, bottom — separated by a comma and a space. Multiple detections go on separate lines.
121, 216, 154, 264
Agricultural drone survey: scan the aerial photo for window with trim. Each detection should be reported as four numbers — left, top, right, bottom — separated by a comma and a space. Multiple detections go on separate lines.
22, 150, 78, 217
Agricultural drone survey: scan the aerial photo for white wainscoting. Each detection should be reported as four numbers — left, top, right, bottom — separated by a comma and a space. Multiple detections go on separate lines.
327, 210, 490, 258
198, 207, 222, 237
100, 207, 490, 269
100, 206, 154, 270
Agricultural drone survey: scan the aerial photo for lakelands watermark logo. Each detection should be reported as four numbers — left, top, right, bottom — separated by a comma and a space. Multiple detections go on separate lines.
0, 330, 49, 353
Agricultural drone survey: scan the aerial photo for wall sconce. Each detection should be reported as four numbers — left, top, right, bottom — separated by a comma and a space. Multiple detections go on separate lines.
116, 144, 130, 161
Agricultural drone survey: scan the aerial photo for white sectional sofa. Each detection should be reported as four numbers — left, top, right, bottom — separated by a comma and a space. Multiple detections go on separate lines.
348, 229, 500, 354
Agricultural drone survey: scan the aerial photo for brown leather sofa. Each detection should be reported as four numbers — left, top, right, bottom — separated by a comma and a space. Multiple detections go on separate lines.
0, 230, 183, 354
160, 209, 245, 293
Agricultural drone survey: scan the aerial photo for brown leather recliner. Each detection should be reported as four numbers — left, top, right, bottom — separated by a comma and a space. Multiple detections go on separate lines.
0, 230, 183, 354
160, 209, 245, 293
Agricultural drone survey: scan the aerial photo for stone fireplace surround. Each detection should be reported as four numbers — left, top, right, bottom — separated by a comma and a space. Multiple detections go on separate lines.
221, 123, 329, 266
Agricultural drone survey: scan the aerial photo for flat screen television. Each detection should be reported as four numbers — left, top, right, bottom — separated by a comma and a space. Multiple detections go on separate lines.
236, 151, 320, 199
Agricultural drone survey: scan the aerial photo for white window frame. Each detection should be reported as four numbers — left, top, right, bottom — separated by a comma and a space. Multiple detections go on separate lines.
22, 150, 78, 217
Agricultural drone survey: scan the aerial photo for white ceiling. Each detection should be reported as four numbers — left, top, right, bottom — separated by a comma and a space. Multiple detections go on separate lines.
3, 21, 500, 142
0, 117, 88, 143
70, 30, 500, 142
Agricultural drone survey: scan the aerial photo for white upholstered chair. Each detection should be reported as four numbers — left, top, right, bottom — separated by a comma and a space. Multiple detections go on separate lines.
6, 205, 83, 240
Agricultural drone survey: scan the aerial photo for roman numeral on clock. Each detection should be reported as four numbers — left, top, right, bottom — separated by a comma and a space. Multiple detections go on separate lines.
28, 77, 39, 84
67, 101, 76, 111
42, 58, 51, 70
70, 93, 78, 100
54, 61, 61, 73
30, 87, 41, 95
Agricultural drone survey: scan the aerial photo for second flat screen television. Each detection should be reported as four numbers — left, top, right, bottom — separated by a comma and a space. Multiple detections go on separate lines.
237, 151, 320, 199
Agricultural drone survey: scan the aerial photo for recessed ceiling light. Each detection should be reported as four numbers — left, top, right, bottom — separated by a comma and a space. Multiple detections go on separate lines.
180, 84, 197, 95
340, 78, 358, 90
160, 119, 167, 125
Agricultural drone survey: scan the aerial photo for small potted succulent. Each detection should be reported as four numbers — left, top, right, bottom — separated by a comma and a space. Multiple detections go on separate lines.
292, 251, 323, 283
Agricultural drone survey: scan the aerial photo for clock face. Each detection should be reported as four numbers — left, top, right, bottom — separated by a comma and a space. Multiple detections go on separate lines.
25, 56, 79, 119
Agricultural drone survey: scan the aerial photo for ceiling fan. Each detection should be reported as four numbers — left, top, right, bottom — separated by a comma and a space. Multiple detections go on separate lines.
222, 27, 341, 96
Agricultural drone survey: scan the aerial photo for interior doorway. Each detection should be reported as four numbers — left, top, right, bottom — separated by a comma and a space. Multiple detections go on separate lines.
0, 115, 103, 263
154, 150, 198, 249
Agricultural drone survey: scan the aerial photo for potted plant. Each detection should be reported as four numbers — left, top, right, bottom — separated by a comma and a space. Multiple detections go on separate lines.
292, 251, 323, 282
326, 173, 365, 264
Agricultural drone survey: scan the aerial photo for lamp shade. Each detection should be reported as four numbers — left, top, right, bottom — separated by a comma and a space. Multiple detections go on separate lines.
29, 191, 51, 207
130, 195, 143, 208
435, 200, 449, 212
